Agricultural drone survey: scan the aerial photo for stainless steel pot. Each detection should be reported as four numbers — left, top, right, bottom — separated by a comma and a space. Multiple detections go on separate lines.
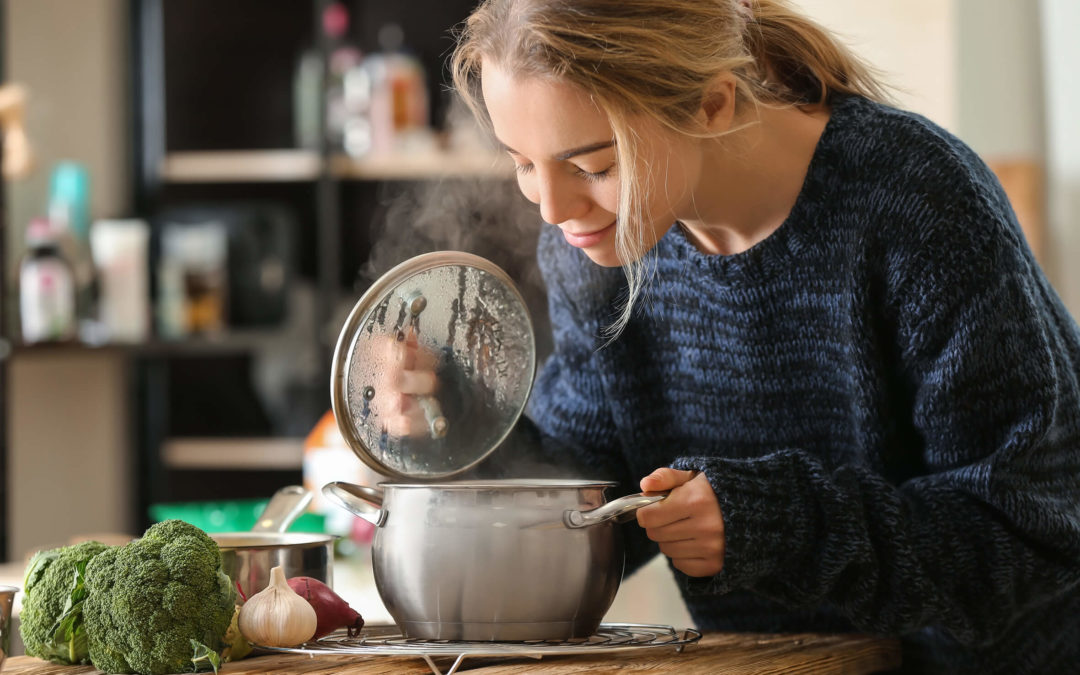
327, 253, 668, 640
212, 486, 335, 598
325, 479, 663, 641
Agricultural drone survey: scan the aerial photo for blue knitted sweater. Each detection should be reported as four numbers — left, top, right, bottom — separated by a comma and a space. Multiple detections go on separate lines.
522, 96, 1080, 673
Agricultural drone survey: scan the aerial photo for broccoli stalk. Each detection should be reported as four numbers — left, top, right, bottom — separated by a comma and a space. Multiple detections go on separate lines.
189, 640, 221, 673
82, 520, 237, 675
19, 541, 111, 665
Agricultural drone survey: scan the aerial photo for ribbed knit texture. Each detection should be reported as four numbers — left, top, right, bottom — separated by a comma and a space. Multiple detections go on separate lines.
522, 96, 1080, 674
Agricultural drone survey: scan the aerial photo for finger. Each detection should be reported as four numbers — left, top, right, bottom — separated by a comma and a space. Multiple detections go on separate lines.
385, 405, 434, 438
378, 391, 412, 417
637, 504, 689, 530
390, 329, 417, 370
656, 533, 723, 558
399, 369, 438, 395
670, 557, 723, 578
636, 482, 701, 529
642, 511, 724, 542
656, 539, 708, 560
644, 519, 705, 543
640, 468, 696, 493
385, 414, 413, 437
413, 343, 439, 371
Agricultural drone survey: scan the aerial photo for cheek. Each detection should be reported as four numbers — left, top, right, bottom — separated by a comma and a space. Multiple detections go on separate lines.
652, 161, 695, 216
596, 184, 619, 214
517, 175, 541, 205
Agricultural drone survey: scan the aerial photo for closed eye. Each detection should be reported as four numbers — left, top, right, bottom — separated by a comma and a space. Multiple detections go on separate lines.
575, 165, 615, 183
514, 162, 615, 184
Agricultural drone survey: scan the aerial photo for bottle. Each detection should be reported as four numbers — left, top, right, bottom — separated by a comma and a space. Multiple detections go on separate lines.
302, 410, 381, 546
293, 2, 365, 152
361, 23, 431, 156
19, 217, 77, 344
90, 219, 151, 343
47, 162, 99, 336
158, 223, 228, 338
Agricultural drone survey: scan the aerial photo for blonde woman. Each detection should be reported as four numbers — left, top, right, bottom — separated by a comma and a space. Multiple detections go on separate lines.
442, 0, 1080, 671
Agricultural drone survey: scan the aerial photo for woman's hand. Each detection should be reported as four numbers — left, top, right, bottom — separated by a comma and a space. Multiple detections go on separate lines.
637, 468, 725, 578
375, 328, 442, 438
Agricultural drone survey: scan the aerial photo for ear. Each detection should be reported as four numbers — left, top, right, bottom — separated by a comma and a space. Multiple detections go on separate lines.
698, 73, 738, 133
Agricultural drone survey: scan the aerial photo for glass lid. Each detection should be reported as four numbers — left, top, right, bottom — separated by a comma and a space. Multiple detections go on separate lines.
331, 251, 536, 480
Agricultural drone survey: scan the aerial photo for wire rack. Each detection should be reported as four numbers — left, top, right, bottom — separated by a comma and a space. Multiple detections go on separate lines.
257, 622, 703, 675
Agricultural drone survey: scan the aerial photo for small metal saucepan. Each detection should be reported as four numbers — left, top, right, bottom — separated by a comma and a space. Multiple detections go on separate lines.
212, 486, 335, 598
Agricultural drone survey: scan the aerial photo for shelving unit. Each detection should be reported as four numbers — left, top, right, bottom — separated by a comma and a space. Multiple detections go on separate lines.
125, 0, 506, 528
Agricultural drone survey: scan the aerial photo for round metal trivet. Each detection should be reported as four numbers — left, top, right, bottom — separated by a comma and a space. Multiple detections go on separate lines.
256, 622, 703, 675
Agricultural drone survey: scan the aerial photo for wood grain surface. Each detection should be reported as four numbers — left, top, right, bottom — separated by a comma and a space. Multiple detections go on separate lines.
2, 632, 901, 674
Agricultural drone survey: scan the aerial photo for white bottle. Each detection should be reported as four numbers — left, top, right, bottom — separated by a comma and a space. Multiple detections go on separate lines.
90, 219, 150, 342
19, 217, 76, 344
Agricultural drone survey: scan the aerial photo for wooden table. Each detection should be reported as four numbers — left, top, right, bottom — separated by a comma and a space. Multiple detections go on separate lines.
3, 632, 901, 674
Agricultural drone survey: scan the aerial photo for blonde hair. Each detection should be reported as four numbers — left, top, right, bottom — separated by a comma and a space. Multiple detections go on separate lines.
451, 0, 888, 338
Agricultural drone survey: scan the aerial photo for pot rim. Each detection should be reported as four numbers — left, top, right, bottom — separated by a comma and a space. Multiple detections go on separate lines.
211, 531, 336, 549
376, 478, 618, 490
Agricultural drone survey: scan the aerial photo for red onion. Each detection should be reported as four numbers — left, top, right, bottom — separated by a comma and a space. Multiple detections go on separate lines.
286, 576, 365, 638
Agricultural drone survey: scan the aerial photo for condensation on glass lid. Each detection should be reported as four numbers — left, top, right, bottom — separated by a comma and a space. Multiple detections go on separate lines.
342, 262, 535, 479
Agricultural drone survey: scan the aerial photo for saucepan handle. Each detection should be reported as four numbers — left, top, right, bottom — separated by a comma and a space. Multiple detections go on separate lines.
563, 491, 668, 529
251, 485, 314, 533
323, 481, 387, 528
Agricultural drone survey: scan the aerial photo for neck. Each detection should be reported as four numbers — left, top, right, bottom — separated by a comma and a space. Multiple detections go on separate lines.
679, 103, 829, 256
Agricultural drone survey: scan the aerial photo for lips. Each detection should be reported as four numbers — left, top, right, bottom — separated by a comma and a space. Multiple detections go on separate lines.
561, 221, 616, 249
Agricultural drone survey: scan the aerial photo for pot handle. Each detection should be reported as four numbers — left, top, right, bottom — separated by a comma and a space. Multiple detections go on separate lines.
563, 491, 668, 529
322, 481, 387, 528
252, 485, 314, 533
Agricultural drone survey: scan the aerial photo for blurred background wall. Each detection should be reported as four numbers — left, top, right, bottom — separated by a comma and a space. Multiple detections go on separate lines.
3, 0, 132, 560
1040, 0, 1080, 313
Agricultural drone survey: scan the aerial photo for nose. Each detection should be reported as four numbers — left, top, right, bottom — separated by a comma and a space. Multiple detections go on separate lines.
530, 169, 589, 226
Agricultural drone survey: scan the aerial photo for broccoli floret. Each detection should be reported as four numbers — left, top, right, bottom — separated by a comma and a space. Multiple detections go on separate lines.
19, 540, 111, 664
82, 520, 236, 675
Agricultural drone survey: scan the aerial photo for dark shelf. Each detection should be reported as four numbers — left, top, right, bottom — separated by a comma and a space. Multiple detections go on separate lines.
9, 330, 293, 359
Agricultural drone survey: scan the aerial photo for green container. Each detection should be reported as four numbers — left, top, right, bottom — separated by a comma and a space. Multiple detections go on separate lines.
148, 498, 326, 533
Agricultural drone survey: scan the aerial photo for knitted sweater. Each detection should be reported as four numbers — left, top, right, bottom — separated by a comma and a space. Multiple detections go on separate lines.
521, 95, 1080, 673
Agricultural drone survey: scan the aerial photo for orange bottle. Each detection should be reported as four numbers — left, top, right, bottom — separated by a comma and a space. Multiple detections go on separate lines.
302, 410, 382, 544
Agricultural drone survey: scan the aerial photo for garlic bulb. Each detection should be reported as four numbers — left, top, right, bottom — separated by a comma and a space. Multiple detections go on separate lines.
238, 565, 318, 647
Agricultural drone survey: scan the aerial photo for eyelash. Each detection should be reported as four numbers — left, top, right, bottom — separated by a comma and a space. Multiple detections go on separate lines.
513, 163, 615, 184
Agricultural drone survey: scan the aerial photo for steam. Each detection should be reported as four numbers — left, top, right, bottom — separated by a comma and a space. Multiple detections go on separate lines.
342, 96, 615, 478
356, 169, 553, 362
351, 144, 588, 476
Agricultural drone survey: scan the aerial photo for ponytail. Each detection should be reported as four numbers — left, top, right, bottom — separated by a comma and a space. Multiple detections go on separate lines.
742, 0, 891, 105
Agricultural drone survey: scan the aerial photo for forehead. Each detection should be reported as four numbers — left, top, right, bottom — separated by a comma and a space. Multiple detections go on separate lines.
480, 61, 613, 153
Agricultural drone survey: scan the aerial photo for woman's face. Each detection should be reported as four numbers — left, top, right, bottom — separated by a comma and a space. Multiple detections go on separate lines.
481, 62, 701, 266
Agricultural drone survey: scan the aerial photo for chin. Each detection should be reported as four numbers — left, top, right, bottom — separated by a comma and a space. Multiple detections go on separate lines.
582, 248, 623, 267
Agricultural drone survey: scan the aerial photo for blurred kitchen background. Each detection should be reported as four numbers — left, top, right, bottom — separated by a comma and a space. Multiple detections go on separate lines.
0, 0, 1078, 631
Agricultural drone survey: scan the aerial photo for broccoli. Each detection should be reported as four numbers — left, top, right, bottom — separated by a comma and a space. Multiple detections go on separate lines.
19, 540, 111, 664
82, 520, 236, 675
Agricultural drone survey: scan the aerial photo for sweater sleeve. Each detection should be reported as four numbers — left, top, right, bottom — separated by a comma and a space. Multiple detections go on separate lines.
673, 185, 1080, 645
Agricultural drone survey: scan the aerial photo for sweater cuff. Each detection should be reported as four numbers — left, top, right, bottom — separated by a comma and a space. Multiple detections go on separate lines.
671, 453, 817, 596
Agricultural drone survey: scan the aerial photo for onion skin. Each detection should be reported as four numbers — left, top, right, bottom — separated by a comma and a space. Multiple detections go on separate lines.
287, 576, 365, 639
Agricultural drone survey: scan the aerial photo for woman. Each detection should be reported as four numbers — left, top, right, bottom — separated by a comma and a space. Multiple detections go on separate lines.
440, 0, 1080, 671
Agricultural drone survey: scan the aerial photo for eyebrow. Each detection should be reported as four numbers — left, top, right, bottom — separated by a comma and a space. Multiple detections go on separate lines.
502, 139, 616, 161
